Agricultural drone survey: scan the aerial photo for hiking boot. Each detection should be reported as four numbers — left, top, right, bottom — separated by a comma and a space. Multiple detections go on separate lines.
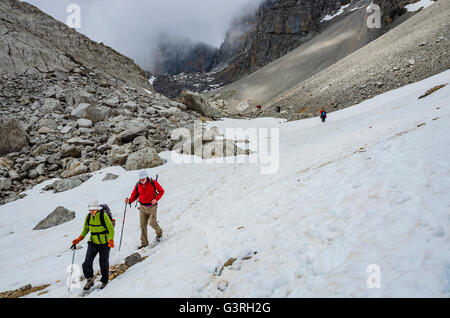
84, 278, 95, 290
100, 281, 108, 290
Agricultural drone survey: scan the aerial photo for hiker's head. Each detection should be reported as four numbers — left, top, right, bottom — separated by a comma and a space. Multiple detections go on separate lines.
138, 170, 148, 184
88, 201, 101, 216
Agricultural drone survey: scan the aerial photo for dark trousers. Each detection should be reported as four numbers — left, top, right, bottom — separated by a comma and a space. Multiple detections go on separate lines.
82, 242, 111, 283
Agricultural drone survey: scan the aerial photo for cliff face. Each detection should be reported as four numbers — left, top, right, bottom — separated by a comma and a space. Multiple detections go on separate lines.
151, 0, 347, 81
151, 38, 219, 75
0, 0, 152, 90
215, 0, 349, 82
374, 0, 409, 24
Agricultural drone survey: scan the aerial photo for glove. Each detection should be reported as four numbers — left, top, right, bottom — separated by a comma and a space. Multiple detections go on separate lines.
72, 236, 83, 246
108, 240, 115, 248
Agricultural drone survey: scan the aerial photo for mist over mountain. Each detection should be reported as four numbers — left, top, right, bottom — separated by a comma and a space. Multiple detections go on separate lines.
21, 0, 264, 71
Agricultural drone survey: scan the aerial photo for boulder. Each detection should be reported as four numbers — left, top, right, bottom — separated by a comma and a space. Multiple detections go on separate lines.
33, 206, 76, 230
0, 117, 29, 156
0, 177, 12, 191
51, 174, 91, 193
37, 118, 58, 130
119, 126, 148, 144
123, 101, 138, 112
125, 148, 163, 171
52, 177, 82, 193
77, 119, 93, 128
125, 253, 143, 267
110, 144, 133, 166
180, 90, 221, 119
67, 137, 95, 146
102, 173, 119, 181
42, 98, 63, 112
61, 160, 88, 178
61, 144, 82, 158
71, 104, 112, 123
104, 95, 120, 108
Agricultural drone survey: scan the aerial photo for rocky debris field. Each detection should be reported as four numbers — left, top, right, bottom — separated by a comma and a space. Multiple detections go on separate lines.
0, 68, 205, 205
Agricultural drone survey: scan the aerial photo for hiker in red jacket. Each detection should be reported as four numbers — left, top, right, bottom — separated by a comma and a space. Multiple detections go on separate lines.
125, 170, 165, 249
320, 108, 327, 122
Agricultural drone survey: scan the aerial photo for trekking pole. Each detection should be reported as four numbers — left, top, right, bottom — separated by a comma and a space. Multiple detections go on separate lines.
119, 203, 128, 251
68, 245, 76, 292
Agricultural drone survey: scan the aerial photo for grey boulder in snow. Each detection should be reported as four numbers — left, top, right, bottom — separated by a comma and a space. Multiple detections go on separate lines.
33, 206, 76, 230
180, 90, 221, 119
125, 148, 163, 171
125, 253, 143, 267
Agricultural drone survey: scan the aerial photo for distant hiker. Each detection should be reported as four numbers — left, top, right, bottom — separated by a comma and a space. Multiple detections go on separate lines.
72, 201, 115, 290
125, 170, 165, 249
320, 108, 327, 122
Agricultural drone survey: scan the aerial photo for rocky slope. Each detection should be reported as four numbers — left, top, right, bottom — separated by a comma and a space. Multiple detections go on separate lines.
262, 0, 448, 120
0, 0, 152, 90
0, 0, 234, 205
207, 0, 391, 114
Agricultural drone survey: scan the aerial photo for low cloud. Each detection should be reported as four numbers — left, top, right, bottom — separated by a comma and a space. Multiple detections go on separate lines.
22, 0, 264, 71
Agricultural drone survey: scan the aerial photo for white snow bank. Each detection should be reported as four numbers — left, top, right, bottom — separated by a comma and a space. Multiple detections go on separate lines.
321, 4, 351, 22
405, 0, 436, 12
0, 70, 449, 298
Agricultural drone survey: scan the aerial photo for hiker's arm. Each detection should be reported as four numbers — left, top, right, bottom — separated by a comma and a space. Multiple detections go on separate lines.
104, 214, 115, 242
128, 185, 138, 204
80, 215, 90, 238
154, 181, 165, 201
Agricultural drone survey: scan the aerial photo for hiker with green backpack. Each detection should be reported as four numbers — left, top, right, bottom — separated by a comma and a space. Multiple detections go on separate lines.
71, 201, 115, 290
125, 170, 165, 249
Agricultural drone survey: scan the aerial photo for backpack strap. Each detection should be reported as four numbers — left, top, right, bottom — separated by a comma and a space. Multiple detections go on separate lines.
150, 178, 158, 197
99, 210, 108, 233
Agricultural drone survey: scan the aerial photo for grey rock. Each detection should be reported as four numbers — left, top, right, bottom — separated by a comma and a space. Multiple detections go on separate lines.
42, 98, 63, 112
61, 144, 81, 158
52, 177, 84, 193
102, 173, 119, 181
125, 253, 143, 267
67, 137, 95, 146
33, 206, 76, 230
77, 119, 93, 128
38, 118, 58, 130
180, 91, 221, 119
61, 160, 88, 178
125, 148, 163, 171
104, 95, 120, 108
0, 177, 12, 191
0, 117, 29, 156
119, 126, 148, 143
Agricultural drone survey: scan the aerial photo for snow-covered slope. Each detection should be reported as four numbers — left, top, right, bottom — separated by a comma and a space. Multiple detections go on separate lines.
0, 71, 449, 298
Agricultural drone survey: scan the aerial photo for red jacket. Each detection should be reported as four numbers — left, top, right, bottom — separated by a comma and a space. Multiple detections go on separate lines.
129, 179, 165, 205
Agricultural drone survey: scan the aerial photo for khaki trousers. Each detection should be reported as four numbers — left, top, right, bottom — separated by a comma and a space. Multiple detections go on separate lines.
138, 205, 162, 246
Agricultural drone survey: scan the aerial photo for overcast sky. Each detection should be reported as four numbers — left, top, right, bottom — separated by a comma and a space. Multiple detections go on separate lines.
22, 0, 263, 71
